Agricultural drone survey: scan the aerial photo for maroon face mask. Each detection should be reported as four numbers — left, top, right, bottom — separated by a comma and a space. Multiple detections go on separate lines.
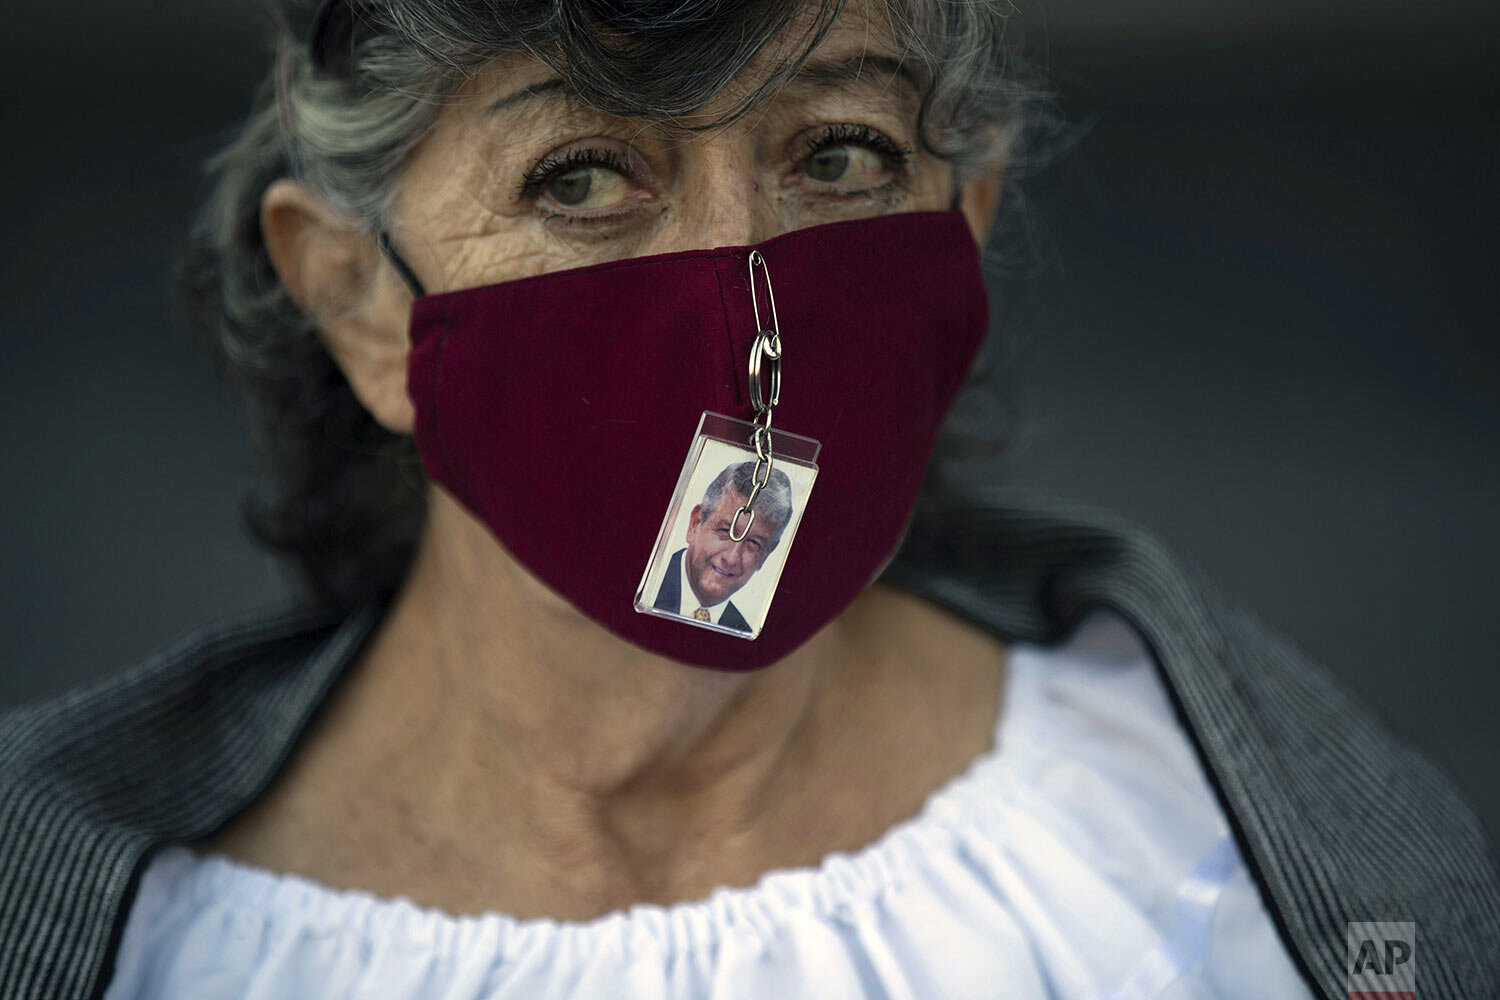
402, 210, 988, 671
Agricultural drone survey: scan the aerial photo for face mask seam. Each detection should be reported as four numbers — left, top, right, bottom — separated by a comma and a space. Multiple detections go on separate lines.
710, 257, 747, 412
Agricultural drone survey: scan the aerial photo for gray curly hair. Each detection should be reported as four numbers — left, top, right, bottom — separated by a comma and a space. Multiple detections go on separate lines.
178, 0, 1051, 610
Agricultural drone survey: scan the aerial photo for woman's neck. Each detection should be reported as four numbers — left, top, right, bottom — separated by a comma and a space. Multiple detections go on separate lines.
198, 488, 1009, 920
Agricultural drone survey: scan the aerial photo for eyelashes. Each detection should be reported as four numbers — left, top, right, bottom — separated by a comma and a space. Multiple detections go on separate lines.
798, 122, 912, 173
516, 147, 636, 201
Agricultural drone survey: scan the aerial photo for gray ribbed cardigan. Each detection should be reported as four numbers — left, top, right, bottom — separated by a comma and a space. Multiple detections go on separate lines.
2, 490, 1496, 1000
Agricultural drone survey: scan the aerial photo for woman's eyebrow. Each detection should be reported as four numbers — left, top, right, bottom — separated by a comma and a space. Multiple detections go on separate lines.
488, 78, 573, 114
786, 53, 921, 100
487, 53, 920, 116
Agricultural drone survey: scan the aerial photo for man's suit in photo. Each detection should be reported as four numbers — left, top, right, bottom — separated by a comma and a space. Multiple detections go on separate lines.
653, 548, 753, 633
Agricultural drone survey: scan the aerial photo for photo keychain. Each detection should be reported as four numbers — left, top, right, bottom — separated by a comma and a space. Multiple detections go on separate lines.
634, 250, 821, 640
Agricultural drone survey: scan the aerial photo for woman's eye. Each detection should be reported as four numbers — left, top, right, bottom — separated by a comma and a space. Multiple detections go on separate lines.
805, 144, 886, 184
806, 146, 850, 183
520, 147, 639, 214
545, 164, 630, 209
797, 126, 911, 192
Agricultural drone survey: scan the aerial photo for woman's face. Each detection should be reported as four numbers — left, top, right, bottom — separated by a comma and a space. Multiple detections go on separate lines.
266, 4, 1001, 437
393, 11, 996, 294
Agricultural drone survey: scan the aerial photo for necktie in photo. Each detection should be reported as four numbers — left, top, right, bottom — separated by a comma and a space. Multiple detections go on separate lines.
693, 607, 712, 622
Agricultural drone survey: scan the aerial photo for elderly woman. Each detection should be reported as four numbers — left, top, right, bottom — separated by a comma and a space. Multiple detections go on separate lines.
2, 0, 1496, 998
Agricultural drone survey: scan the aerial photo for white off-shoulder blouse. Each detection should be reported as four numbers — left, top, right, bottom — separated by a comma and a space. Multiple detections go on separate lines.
103, 610, 1313, 999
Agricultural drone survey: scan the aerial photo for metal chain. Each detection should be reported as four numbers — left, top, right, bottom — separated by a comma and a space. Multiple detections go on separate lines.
731, 250, 782, 542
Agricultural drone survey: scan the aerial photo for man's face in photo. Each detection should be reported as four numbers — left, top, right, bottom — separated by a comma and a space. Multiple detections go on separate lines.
683, 490, 781, 608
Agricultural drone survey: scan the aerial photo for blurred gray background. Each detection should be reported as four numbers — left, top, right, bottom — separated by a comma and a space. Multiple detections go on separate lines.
2, 1, 1496, 842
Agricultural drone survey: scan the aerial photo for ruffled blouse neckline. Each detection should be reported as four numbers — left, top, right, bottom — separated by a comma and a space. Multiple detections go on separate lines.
158, 657, 1019, 960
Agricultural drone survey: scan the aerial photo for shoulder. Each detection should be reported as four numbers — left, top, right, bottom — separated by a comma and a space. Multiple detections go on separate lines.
889, 487, 1500, 999
0, 602, 378, 1000
0, 604, 359, 803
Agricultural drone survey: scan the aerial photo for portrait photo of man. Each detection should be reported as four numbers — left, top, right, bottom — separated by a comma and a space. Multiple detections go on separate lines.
652, 460, 795, 635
